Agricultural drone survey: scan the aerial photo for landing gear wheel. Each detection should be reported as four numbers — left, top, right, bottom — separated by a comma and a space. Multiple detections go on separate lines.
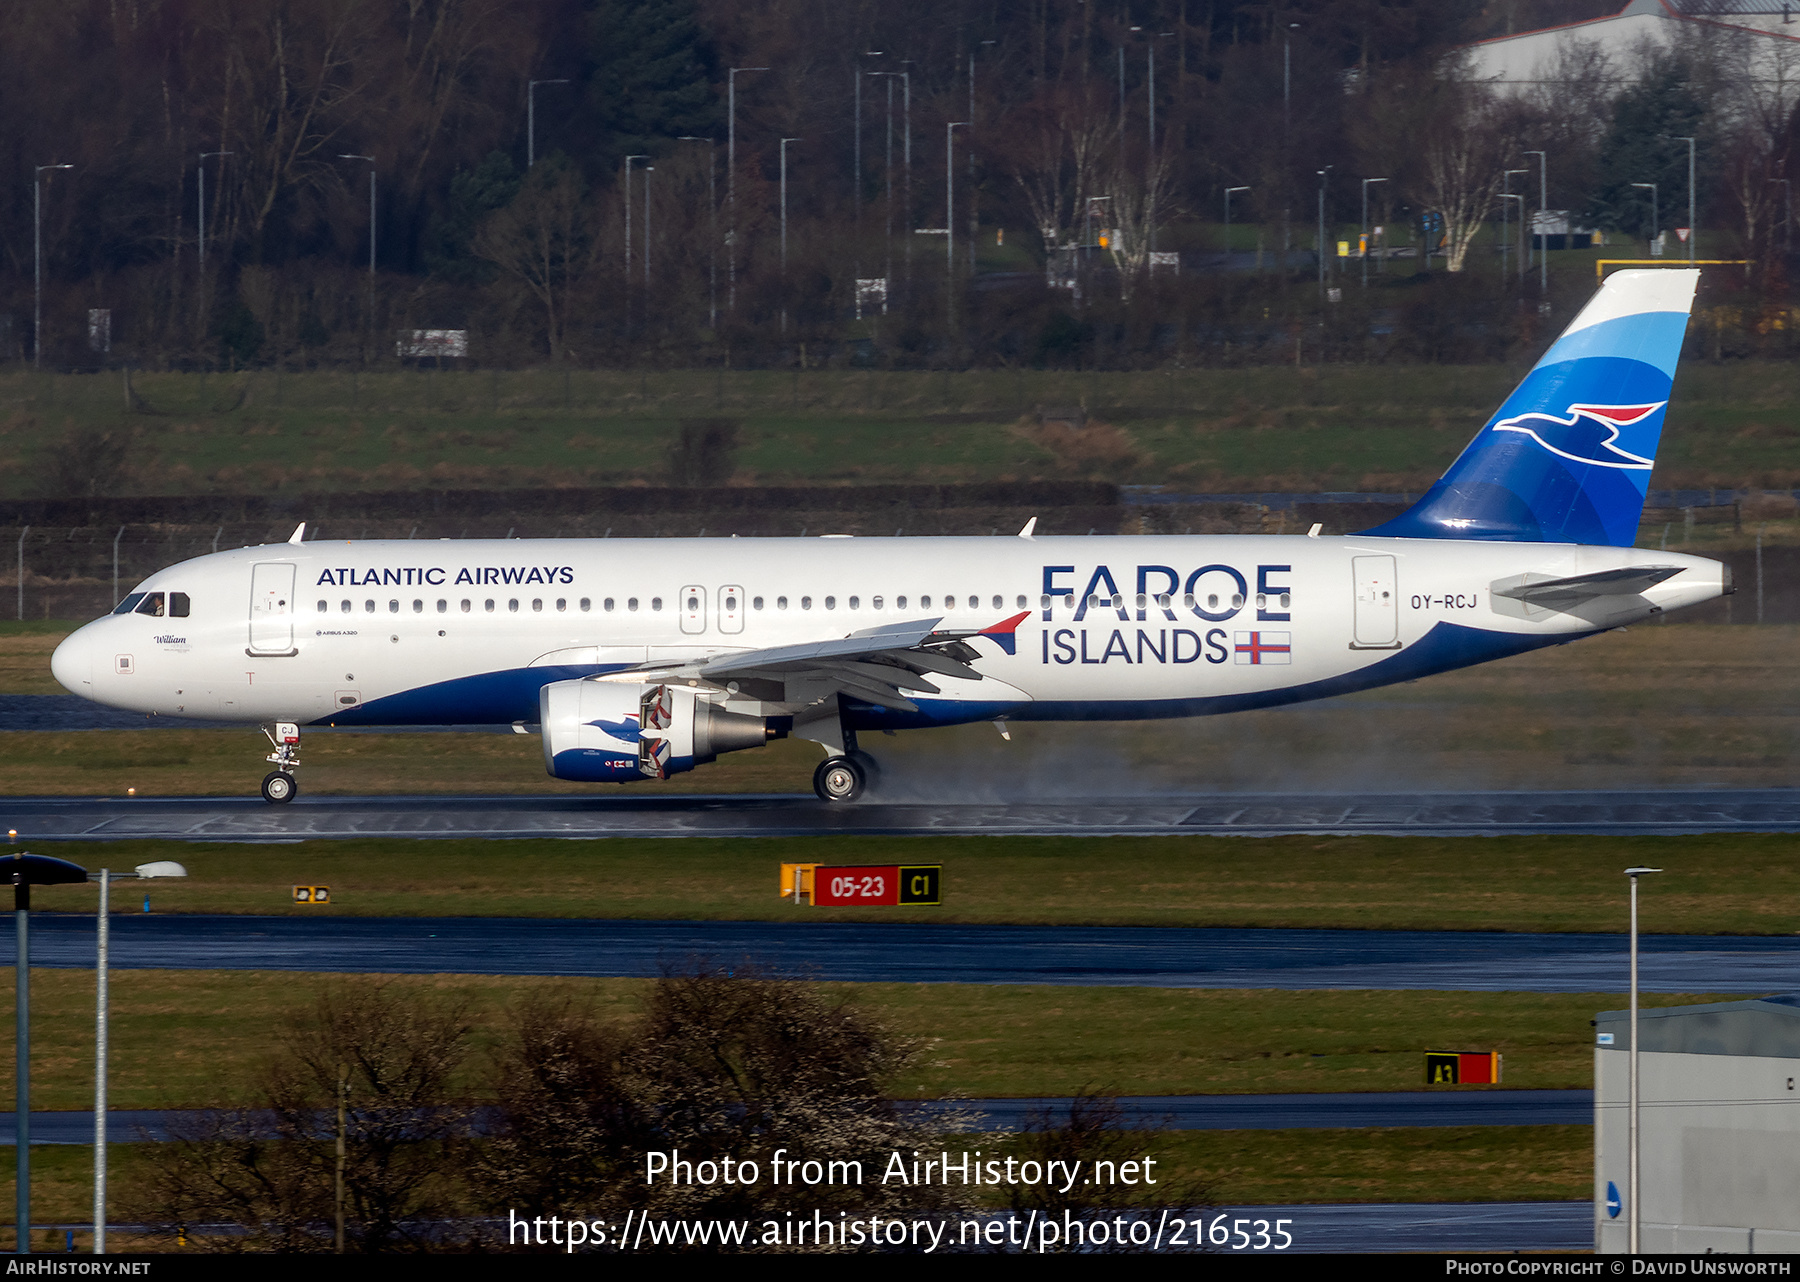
261, 770, 298, 804
848, 750, 882, 795
813, 756, 866, 804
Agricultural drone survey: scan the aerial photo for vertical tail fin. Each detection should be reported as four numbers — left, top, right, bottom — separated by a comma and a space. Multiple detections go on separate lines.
1362, 269, 1699, 546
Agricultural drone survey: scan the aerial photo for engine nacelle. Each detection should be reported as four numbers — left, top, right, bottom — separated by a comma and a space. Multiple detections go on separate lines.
540, 679, 780, 783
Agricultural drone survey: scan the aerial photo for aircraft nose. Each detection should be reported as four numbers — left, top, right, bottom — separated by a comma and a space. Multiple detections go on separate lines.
50, 627, 95, 699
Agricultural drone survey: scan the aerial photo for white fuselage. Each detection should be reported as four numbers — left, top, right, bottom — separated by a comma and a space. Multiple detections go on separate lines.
50, 533, 1726, 735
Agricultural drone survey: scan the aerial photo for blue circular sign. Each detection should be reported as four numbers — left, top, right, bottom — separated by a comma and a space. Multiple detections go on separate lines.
1606, 1180, 1622, 1218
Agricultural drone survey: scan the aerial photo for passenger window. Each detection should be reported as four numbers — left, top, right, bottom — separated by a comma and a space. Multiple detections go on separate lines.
389, 600, 399, 613
169, 592, 190, 617
413, 600, 423, 613
437, 600, 447, 613
800, 596, 812, 610
485, 599, 495, 612
1281, 593, 1292, 608
134, 593, 165, 617
920, 595, 931, 609
460, 599, 471, 612
1017, 595, 1028, 608
580, 598, 591, 612
872, 596, 883, 610
341, 600, 351, 613
604, 598, 615, 612
992, 595, 1002, 609
317, 600, 329, 613
752, 596, 764, 610
628, 598, 639, 612
651, 597, 663, 611
848, 596, 859, 609
825, 596, 837, 610
508, 599, 519, 612
776, 596, 788, 610
944, 596, 956, 611
112, 593, 146, 615
555, 598, 566, 612
896, 595, 908, 609
365, 600, 375, 613
532, 599, 543, 612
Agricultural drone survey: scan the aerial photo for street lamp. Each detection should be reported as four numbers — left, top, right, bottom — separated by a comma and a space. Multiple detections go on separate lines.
1361, 178, 1387, 286
947, 122, 970, 326
854, 51, 883, 221
1504, 168, 1529, 284
780, 138, 800, 332
1671, 135, 1695, 264
1499, 193, 1525, 289
33, 165, 72, 371
197, 152, 232, 272
10, 850, 89, 1253
527, 79, 569, 168
336, 156, 376, 278
91, 860, 186, 1254
1224, 185, 1249, 264
1316, 167, 1331, 291
1523, 149, 1547, 294
1632, 182, 1660, 256
623, 155, 648, 283
1625, 866, 1663, 1256
1772, 177, 1793, 256
727, 66, 769, 310
680, 138, 718, 330
969, 40, 996, 273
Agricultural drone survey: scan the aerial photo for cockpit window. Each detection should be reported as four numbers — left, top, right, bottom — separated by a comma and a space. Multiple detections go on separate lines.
112, 593, 146, 615
168, 592, 190, 618
133, 593, 166, 617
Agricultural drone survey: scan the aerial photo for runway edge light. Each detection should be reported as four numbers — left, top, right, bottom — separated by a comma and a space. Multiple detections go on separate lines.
293, 885, 331, 904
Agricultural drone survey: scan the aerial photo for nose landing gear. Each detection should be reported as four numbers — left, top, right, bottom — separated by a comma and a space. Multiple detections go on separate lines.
260, 721, 301, 804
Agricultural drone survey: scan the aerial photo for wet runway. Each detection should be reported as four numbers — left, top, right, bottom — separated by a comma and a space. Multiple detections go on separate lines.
0, 1092, 1593, 1145
24, 914, 1800, 992
11, 786, 1800, 841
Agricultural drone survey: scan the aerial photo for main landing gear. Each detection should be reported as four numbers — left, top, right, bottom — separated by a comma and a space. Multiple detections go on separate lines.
260, 721, 301, 804
812, 750, 882, 804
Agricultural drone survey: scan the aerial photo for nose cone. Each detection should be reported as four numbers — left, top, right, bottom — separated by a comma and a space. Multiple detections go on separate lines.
51, 626, 95, 700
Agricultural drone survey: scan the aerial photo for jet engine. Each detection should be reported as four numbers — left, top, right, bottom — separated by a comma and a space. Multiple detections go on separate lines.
539, 678, 782, 782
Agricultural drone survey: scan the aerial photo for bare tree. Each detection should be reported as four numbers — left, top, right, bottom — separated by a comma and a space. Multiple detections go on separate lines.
1008, 84, 1115, 287
1414, 71, 1516, 272
472, 159, 594, 361
1105, 152, 1177, 302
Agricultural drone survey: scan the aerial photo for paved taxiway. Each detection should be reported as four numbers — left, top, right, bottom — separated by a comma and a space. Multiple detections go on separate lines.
11, 786, 1800, 840
0, 1092, 1593, 1145
25, 915, 1800, 992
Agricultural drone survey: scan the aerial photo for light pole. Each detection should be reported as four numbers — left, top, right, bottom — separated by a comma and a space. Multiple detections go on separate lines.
970, 40, 995, 273
1670, 135, 1696, 263
680, 138, 718, 330
855, 51, 882, 222
1316, 167, 1331, 291
1361, 178, 1387, 286
11, 851, 90, 1254
1499, 193, 1525, 288
1146, 31, 1173, 254
947, 122, 969, 324
91, 860, 186, 1254
623, 154, 647, 282
870, 71, 902, 287
1504, 168, 1529, 285
527, 79, 569, 168
525, 78, 565, 169
728, 66, 769, 310
1625, 865, 1663, 1256
1632, 182, 1659, 255
644, 165, 653, 285
1283, 21, 1300, 271
337, 156, 376, 278
1224, 185, 1249, 264
197, 151, 231, 272
1524, 149, 1546, 294
33, 165, 72, 370
1772, 177, 1792, 256
780, 138, 800, 332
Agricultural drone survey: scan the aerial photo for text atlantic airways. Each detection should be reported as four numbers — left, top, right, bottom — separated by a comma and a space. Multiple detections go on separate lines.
51, 270, 1727, 803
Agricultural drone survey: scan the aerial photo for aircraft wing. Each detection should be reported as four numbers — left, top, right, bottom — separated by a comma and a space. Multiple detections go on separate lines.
595, 614, 1025, 713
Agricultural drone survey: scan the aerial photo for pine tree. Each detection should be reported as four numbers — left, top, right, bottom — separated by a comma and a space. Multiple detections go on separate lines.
587, 0, 720, 170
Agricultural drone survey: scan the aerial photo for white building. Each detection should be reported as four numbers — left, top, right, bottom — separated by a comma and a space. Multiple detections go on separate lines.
1594, 996, 1800, 1253
1465, 1, 1800, 94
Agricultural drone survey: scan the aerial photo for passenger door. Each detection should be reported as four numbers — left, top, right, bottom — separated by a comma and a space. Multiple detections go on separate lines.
248, 562, 297, 655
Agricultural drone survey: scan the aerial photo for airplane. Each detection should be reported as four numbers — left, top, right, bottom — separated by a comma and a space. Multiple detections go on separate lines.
51, 268, 1726, 805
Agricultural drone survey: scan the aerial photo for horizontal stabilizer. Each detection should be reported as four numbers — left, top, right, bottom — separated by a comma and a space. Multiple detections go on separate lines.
1492, 565, 1684, 610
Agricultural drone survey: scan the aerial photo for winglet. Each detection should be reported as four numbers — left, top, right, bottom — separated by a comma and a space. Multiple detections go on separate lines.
1018, 517, 1037, 540
288, 522, 307, 545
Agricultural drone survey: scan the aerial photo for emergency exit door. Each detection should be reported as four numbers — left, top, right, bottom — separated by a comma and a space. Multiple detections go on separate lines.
717, 584, 744, 634
1351, 555, 1400, 649
679, 585, 706, 634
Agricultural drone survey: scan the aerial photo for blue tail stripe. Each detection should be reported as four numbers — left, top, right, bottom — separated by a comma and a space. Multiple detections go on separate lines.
1532, 311, 1689, 378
